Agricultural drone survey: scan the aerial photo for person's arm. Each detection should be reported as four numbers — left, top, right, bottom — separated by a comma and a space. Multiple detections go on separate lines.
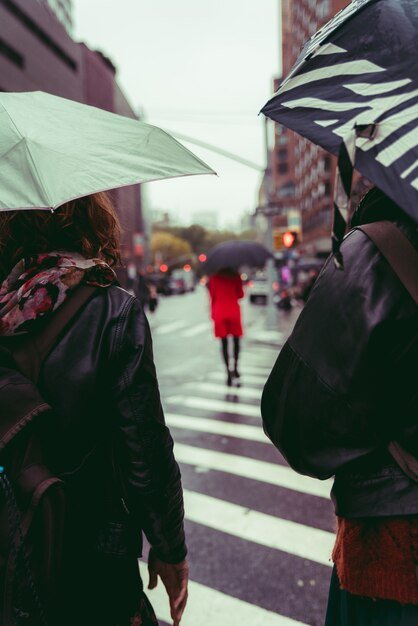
108, 297, 188, 624
261, 229, 417, 479
236, 276, 244, 299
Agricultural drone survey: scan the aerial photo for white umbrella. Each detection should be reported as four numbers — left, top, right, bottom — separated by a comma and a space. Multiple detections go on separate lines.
0, 91, 215, 211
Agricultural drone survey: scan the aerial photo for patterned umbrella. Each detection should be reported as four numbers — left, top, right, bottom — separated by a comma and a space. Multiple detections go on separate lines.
261, 0, 418, 264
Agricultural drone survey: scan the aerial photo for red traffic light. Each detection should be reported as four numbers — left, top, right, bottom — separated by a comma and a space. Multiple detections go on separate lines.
183, 264, 192, 272
160, 264, 168, 273
283, 231, 297, 248
198, 254, 207, 263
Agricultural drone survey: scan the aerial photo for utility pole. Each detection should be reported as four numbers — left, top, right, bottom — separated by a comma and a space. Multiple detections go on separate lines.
261, 117, 279, 332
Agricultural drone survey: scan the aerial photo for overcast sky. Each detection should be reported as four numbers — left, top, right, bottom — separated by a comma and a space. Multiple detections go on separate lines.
72, 0, 280, 228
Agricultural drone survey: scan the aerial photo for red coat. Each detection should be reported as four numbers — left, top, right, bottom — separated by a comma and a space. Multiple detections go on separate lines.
208, 273, 244, 338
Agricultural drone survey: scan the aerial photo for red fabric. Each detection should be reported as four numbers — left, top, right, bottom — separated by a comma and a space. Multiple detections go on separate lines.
208, 273, 244, 338
333, 516, 418, 605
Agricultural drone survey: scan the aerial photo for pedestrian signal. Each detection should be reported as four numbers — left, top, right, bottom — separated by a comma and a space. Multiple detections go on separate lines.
160, 264, 168, 273
283, 231, 298, 248
273, 228, 299, 250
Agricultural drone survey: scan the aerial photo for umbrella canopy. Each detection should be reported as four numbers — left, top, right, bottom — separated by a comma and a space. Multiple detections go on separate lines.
0, 91, 215, 211
261, 0, 418, 225
203, 240, 272, 274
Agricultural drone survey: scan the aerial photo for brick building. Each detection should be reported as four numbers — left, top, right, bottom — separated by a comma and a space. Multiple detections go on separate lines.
270, 0, 348, 255
0, 0, 147, 281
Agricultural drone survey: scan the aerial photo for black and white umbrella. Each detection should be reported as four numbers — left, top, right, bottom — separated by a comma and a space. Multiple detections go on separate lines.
203, 240, 272, 275
261, 0, 418, 265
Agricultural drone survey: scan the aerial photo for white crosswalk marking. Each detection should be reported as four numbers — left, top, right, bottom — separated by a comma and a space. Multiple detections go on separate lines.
188, 381, 262, 400
209, 371, 267, 386
236, 364, 273, 376
166, 412, 267, 442
154, 320, 189, 335
184, 490, 334, 567
152, 302, 334, 623
182, 322, 211, 337
175, 443, 332, 499
167, 395, 261, 418
138, 563, 308, 626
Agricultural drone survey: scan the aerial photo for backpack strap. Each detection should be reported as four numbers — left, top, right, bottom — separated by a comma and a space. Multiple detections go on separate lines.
12, 285, 98, 383
356, 221, 418, 304
356, 221, 418, 482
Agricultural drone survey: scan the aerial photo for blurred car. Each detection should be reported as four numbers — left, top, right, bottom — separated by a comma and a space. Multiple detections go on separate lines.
147, 272, 170, 295
168, 275, 186, 295
247, 273, 269, 304
168, 269, 196, 295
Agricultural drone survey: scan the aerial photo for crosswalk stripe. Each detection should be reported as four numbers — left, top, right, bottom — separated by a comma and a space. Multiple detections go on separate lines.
236, 365, 272, 376
154, 320, 188, 335
166, 412, 267, 443
187, 381, 262, 400
209, 372, 266, 386
167, 395, 260, 418
175, 443, 332, 500
138, 562, 308, 626
182, 322, 211, 338
184, 490, 334, 567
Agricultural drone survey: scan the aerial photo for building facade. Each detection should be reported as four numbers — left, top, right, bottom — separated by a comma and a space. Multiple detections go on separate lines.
41, 0, 73, 33
270, 0, 348, 255
0, 0, 147, 282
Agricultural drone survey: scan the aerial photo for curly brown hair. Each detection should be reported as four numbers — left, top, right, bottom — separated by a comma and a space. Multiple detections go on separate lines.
0, 192, 122, 281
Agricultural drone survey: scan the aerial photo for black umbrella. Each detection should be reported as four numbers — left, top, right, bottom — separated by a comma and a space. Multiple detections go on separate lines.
261, 0, 418, 262
203, 240, 272, 274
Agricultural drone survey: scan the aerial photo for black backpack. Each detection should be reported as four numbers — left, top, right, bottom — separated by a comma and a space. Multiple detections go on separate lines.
0, 286, 96, 626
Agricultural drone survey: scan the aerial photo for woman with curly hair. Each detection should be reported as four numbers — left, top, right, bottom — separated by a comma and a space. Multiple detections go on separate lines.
0, 193, 188, 626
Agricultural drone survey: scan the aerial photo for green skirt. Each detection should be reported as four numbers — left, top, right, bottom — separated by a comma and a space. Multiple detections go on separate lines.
325, 568, 418, 626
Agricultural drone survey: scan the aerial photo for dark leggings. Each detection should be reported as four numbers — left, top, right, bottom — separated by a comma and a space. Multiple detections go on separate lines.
221, 336, 240, 372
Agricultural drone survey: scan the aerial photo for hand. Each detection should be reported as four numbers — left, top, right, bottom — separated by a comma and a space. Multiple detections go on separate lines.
148, 548, 189, 626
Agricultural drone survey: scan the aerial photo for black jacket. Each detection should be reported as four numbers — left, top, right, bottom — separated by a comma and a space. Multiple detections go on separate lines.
6, 285, 186, 565
261, 209, 418, 518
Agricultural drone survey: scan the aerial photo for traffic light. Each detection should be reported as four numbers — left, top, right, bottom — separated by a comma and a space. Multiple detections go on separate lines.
273, 228, 299, 250
283, 231, 298, 248
198, 253, 207, 263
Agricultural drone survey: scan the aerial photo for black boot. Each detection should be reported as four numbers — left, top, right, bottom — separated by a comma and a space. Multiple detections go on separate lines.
226, 370, 233, 386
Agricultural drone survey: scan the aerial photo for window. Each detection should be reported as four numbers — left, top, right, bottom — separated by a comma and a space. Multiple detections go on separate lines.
0, 0, 77, 71
0, 36, 23, 68
277, 163, 289, 174
278, 148, 288, 162
324, 181, 332, 196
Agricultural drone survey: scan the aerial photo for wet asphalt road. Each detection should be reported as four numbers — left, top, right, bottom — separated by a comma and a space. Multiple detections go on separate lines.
142, 287, 335, 626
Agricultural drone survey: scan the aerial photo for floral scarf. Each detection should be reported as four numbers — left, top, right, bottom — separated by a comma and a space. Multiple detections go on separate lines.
0, 251, 116, 336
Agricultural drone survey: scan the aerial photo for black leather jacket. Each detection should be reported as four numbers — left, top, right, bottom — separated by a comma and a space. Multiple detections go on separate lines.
262, 216, 418, 518
34, 285, 186, 564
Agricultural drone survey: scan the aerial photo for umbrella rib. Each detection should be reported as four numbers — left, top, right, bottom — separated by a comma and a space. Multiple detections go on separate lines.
25, 142, 51, 208
0, 101, 24, 142
0, 100, 50, 207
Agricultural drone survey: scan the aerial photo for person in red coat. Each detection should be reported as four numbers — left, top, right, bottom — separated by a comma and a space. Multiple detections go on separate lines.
208, 268, 244, 386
